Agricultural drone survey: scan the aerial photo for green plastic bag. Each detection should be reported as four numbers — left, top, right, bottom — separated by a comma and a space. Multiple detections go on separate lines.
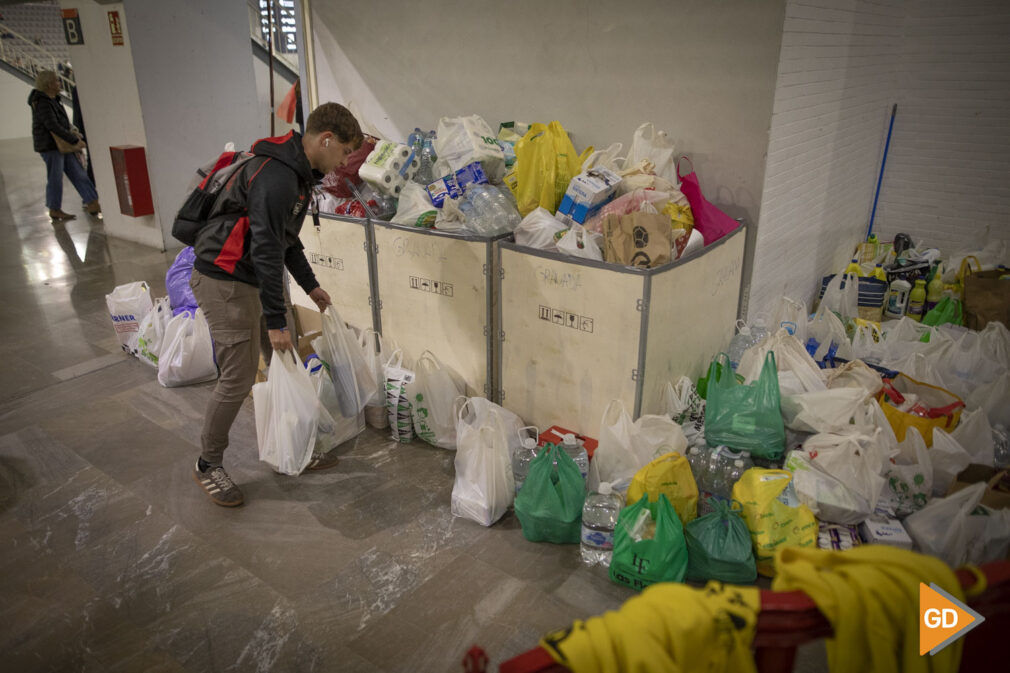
685, 500, 757, 584
514, 443, 585, 543
695, 359, 742, 400
921, 296, 963, 329
609, 494, 688, 591
704, 352, 785, 459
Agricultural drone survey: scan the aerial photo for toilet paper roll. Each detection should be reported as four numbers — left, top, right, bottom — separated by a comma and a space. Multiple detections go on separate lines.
359, 162, 397, 187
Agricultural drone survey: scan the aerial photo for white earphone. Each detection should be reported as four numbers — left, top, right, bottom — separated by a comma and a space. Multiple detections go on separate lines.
325, 139, 330, 147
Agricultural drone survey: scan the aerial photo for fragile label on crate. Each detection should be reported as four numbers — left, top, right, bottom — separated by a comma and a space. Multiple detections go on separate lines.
410, 276, 453, 297
539, 305, 593, 333
309, 252, 344, 270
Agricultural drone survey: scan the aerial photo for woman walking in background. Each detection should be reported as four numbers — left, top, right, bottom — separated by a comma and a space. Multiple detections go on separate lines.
28, 69, 101, 221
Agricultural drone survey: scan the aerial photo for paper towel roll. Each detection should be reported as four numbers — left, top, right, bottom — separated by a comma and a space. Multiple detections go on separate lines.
359, 162, 397, 186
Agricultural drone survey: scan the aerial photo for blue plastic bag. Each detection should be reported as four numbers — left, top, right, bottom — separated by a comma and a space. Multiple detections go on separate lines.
166, 247, 199, 316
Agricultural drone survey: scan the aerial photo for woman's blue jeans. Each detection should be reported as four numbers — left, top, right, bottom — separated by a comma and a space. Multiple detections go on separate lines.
40, 150, 98, 210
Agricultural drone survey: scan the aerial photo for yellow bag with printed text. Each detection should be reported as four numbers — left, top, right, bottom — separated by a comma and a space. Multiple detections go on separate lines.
626, 452, 698, 525
732, 468, 817, 577
509, 121, 592, 217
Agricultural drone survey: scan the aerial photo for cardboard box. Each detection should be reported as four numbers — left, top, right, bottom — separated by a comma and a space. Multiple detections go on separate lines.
556, 167, 621, 223
859, 515, 913, 550
947, 464, 1010, 509
537, 425, 599, 459
818, 522, 861, 551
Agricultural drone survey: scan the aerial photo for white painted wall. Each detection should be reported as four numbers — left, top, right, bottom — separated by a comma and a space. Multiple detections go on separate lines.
309, 0, 786, 245
0, 69, 36, 141
872, 0, 1010, 254
747, 0, 904, 317
123, 0, 263, 250
59, 0, 162, 249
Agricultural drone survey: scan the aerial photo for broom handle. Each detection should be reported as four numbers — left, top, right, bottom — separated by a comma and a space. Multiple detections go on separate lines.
867, 104, 897, 240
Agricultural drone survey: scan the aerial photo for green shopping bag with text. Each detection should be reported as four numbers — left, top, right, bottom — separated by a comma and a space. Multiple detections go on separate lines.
609, 494, 688, 591
514, 443, 585, 543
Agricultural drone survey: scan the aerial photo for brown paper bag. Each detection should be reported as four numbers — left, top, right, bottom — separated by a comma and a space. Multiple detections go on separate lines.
602, 212, 673, 268
963, 269, 1010, 330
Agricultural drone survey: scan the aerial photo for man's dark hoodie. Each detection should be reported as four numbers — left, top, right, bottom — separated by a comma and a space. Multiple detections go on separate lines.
193, 131, 319, 330
28, 88, 79, 153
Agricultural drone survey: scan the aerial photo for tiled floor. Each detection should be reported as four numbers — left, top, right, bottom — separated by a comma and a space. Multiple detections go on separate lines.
0, 138, 637, 673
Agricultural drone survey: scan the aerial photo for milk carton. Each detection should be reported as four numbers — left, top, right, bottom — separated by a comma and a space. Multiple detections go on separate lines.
557, 167, 622, 223
859, 515, 913, 550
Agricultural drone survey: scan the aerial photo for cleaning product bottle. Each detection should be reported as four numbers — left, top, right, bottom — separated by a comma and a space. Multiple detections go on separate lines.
858, 234, 880, 263
885, 279, 912, 319
845, 258, 863, 276
925, 263, 944, 312
873, 264, 887, 282
906, 279, 927, 321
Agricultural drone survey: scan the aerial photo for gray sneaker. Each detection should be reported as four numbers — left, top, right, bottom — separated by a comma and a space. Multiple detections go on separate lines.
193, 461, 244, 507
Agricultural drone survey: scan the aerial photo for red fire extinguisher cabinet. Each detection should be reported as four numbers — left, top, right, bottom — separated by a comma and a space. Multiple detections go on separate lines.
109, 145, 154, 217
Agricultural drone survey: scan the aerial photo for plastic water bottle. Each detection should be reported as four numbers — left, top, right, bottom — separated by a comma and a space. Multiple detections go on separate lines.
697, 446, 722, 516
512, 426, 539, 495
581, 482, 624, 567
414, 131, 437, 185
726, 459, 746, 492
487, 185, 521, 229
560, 433, 589, 482
994, 425, 1010, 469
727, 317, 769, 370
686, 446, 705, 482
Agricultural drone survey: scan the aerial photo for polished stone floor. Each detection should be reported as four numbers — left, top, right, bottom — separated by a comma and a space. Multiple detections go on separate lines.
0, 137, 640, 672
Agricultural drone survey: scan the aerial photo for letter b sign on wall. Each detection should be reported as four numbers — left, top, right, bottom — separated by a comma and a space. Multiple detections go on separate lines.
62, 8, 84, 45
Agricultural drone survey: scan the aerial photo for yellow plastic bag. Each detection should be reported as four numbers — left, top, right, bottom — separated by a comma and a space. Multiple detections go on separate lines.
510, 121, 592, 216
731, 468, 817, 577
626, 452, 698, 525
662, 201, 694, 232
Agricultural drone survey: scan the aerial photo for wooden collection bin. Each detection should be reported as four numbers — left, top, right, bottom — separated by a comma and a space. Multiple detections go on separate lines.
496, 226, 746, 437
371, 221, 508, 397
288, 213, 378, 334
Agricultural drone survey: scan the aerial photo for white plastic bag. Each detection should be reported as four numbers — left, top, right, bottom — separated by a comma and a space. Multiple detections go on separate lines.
980, 320, 1010, 371
514, 207, 567, 250
903, 483, 1010, 567
825, 359, 883, 399
391, 182, 436, 228
967, 372, 1010, 428
106, 281, 154, 356
781, 387, 868, 434
850, 322, 886, 365
737, 328, 826, 393
581, 142, 625, 173
316, 308, 374, 418
885, 427, 933, 516
951, 407, 996, 467
434, 115, 506, 181
406, 351, 466, 450
451, 405, 516, 526
137, 296, 171, 369
786, 438, 884, 525
626, 123, 676, 183
157, 309, 217, 388
631, 415, 688, 462
307, 354, 365, 452
769, 296, 808, 346
808, 302, 854, 362
819, 273, 858, 325
253, 352, 320, 475
556, 223, 603, 261
587, 400, 640, 493
662, 376, 704, 426
928, 429, 974, 496
383, 349, 415, 443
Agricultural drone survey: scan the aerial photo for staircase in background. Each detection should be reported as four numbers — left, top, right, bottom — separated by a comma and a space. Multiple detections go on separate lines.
0, 20, 73, 102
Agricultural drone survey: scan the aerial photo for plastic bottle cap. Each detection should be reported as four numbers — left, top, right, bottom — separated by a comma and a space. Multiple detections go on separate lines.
562, 433, 577, 446
598, 482, 613, 496
521, 438, 536, 450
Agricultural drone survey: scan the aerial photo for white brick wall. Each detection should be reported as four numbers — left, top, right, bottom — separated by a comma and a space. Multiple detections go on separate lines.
747, 0, 904, 318
872, 0, 1010, 254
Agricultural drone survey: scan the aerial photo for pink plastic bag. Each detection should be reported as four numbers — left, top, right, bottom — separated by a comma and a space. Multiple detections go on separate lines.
676, 157, 739, 245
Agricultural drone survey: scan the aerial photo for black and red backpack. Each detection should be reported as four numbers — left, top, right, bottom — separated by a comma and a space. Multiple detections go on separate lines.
172, 150, 258, 246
